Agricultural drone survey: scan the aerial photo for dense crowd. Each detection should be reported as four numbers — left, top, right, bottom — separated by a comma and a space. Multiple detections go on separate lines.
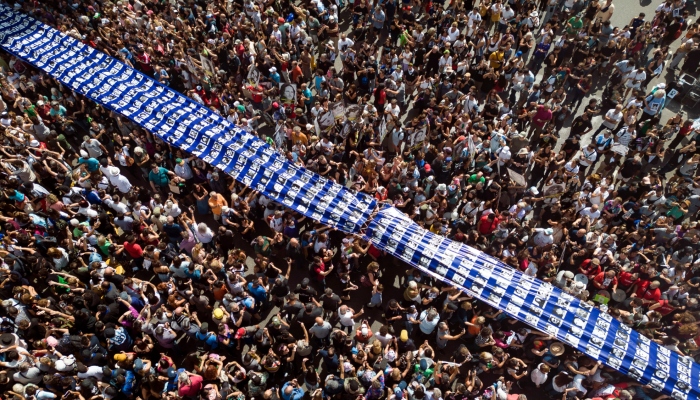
0, 0, 700, 399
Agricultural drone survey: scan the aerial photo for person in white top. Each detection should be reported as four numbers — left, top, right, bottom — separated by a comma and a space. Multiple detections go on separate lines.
533, 228, 554, 247
107, 167, 133, 194
338, 34, 354, 54
589, 184, 610, 206
531, 363, 550, 387
579, 204, 602, 220
466, 9, 482, 37
594, 104, 623, 135
194, 222, 214, 244
447, 22, 460, 42
338, 305, 364, 333
615, 125, 636, 148
623, 68, 646, 98
499, 5, 515, 30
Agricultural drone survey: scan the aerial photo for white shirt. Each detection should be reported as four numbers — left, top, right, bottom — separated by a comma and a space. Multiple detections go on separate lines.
616, 127, 636, 147
108, 173, 133, 194
602, 109, 622, 128
338, 37, 354, 52
338, 308, 355, 327
467, 11, 482, 27
590, 188, 609, 206
531, 364, 549, 385
579, 148, 597, 166
579, 207, 601, 220
103, 197, 129, 214
533, 229, 554, 247
499, 7, 515, 24
195, 227, 214, 243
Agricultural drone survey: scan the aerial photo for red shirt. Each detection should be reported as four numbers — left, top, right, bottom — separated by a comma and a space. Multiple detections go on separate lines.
178, 374, 203, 397
313, 261, 326, 281
636, 285, 660, 302
478, 215, 499, 235
633, 279, 650, 296
248, 86, 263, 103
579, 259, 601, 277
593, 272, 617, 289
618, 271, 638, 288
123, 241, 144, 259
655, 300, 676, 316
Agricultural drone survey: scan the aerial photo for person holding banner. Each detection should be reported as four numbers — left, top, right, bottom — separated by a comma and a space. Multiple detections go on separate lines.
4, 0, 700, 399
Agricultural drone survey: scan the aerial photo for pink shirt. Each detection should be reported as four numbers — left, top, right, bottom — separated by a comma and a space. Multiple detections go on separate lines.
532, 105, 552, 127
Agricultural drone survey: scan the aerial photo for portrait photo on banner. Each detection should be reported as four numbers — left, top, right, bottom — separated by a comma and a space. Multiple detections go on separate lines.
279, 82, 296, 105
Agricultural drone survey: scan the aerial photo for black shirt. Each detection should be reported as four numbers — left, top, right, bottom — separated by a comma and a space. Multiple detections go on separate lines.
540, 208, 562, 228
294, 285, 317, 304
570, 115, 592, 137
322, 294, 341, 311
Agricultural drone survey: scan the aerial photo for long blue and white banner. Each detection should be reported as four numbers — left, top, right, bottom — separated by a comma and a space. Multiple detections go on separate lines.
367, 206, 696, 400
0, 5, 696, 399
0, 6, 376, 234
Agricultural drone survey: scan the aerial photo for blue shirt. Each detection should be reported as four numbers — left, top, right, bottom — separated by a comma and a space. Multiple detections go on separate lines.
195, 332, 219, 349
247, 283, 267, 302
83, 189, 102, 205
78, 157, 100, 172
281, 382, 305, 400
162, 223, 184, 239
302, 88, 313, 105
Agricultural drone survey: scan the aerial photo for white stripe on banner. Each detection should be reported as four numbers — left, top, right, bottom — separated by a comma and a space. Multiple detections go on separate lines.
0, 5, 696, 400
0, 6, 376, 235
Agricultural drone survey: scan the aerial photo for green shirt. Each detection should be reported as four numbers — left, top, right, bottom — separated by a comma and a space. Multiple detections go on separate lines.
149, 167, 170, 187
567, 17, 583, 34
468, 174, 486, 185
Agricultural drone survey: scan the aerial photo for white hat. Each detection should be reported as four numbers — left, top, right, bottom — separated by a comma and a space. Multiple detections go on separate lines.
29, 140, 40, 148
79, 150, 89, 158
529, 187, 540, 195
269, 67, 277, 73
109, 167, 121, 176
70, 219, 80, 226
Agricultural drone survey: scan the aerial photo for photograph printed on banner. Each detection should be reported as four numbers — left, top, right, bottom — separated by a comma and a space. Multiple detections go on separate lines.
509, 294, 524, 307
586, 344, 601, 360
280, 83, 297, 105
671, 389, 688, 400
331, 101, 345, 120
317, 111, 335, 134
529, 304, 544, 318
606, 356, 622, 370
247, 65, 260, 85
531, 296, 548, 310
470, 276, 487, 295
345, 104, 362, 121
505, 303, 521, 317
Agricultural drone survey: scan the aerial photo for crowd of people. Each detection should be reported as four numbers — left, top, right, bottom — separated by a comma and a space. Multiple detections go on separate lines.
0, 0, 700, 399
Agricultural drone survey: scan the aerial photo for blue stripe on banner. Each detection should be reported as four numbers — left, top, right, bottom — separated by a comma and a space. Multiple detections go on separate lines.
365, 206, 697, 400
0, 4, 376, 235
1, 5, 697, 400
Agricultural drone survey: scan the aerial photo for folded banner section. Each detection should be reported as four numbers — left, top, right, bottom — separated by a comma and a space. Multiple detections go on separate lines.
365, 206, 698, 400
0, 4, 376, 234
0, 5, 697, 400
